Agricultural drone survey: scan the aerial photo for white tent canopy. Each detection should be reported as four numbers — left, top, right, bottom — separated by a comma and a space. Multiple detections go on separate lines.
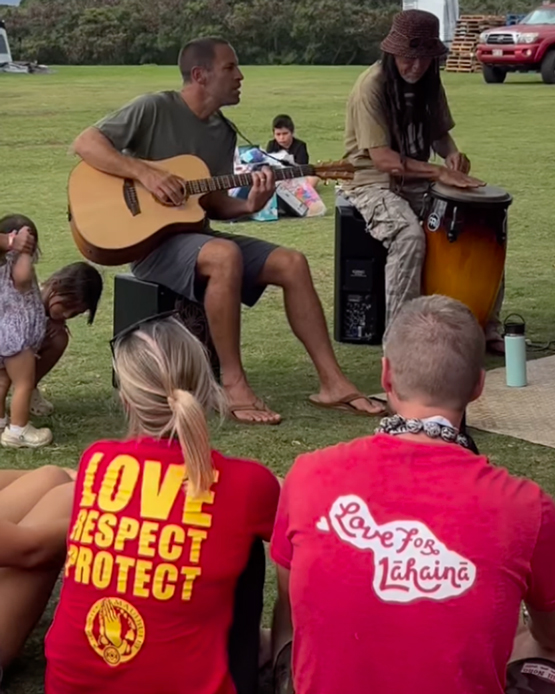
403, 0, 459, 45
1, 0, 22, 64
1, 9, 50, 73
0, 20, 12, 65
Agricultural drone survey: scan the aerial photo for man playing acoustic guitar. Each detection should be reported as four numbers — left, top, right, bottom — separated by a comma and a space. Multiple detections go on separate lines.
73, 37, 386, 424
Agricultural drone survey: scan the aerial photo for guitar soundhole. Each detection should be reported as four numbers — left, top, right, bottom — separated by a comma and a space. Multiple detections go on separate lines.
123, 179, 141, 216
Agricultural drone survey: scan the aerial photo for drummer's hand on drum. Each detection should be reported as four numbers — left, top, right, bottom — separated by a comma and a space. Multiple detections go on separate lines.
438, 167, 485, 189
445, 152, 471, 174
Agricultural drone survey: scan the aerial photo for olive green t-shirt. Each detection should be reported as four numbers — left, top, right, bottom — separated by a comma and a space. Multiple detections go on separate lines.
343, 63, 455, 189
95, 91, 237, 176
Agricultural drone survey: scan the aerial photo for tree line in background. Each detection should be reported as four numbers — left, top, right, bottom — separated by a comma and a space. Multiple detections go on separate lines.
2, 0, 538, 66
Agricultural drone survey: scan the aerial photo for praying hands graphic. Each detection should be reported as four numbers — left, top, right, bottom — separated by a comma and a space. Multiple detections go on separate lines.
98, 599, 135, 654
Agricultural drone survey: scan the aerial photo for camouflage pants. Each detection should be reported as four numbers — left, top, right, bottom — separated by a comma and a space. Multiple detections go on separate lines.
341, 185, 503, 337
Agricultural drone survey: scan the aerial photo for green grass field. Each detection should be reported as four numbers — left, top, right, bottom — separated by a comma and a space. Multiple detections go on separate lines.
1, 65, 555, 692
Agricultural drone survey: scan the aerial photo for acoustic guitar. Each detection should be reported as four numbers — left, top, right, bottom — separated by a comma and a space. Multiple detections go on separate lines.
68, 154, 355, 266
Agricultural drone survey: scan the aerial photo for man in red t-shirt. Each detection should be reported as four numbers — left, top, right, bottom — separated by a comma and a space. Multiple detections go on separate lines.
270, 295, 555, 694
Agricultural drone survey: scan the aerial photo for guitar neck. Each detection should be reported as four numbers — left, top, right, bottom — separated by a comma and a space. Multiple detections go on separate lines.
184, 165, 314, 196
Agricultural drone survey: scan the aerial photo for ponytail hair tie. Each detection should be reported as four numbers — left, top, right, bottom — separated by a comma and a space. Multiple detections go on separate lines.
167, 390, 179, 411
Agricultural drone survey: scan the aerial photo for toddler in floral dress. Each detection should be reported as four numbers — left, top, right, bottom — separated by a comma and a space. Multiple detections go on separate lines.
0, 214, 52, 448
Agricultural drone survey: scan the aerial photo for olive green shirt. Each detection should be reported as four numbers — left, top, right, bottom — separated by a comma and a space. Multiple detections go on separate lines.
95, 91, 236, 176
343, 63, 455, 189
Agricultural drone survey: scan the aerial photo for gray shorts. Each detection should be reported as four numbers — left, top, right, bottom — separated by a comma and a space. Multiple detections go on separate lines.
131, 228, 279, 307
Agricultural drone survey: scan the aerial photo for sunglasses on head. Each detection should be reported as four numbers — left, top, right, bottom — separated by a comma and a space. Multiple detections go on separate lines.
109, 309, 181, 356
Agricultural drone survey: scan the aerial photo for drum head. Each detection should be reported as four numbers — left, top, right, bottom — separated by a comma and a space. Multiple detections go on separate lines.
432, 182, 512, 205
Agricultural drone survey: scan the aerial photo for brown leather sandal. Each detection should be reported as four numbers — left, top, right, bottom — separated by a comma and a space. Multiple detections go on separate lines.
228, 401, 282, 426
308, 392, 388, 417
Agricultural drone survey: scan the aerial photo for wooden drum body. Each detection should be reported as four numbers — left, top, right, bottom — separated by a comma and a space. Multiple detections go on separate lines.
422, 183, 512, 327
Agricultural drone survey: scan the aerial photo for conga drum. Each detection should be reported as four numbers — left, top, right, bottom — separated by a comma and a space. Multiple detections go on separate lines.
422, 183, 512, 327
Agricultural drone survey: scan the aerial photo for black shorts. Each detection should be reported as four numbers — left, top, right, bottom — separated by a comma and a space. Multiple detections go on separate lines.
506, 658, 555, 693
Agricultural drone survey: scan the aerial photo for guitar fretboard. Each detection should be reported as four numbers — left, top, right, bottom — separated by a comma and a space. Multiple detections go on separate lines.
184, 164, 314, 196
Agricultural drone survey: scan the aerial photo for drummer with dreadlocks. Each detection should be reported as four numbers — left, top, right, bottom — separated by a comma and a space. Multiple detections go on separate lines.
341, 9, 506, 355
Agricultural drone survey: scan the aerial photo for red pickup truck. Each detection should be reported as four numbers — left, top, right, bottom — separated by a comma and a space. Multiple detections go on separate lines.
476, 4, 555, 83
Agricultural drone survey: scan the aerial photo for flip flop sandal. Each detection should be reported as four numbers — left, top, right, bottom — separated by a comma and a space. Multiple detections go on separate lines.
228, 402, 282, 426
308, 392, 388, 417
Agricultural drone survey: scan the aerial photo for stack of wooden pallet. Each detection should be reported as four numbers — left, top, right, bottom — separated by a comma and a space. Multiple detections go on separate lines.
445, 15, 505, 73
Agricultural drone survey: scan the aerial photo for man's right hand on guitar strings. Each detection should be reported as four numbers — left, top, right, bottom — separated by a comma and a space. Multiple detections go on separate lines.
137, 162, 186, 206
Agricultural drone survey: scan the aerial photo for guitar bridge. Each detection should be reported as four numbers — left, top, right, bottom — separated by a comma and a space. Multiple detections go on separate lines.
123, 179, 141, 216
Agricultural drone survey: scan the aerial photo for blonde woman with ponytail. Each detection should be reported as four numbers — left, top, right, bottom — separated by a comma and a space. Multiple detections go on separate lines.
46, 315, 280, 694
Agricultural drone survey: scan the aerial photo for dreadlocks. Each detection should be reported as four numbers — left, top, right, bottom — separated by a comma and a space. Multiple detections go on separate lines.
380, 53, 442, 164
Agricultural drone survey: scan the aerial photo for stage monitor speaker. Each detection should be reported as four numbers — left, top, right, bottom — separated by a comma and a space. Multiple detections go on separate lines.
112, 274, 220, 385
334, 196, 387, 345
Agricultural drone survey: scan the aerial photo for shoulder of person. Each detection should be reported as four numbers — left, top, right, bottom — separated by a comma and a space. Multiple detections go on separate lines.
479, 458, 550, 514
79, 438, 128, 461
214, 109, 237, 134
2, 249, 16, 266
74, 440, 121, 480
287, 436, 373, 484
124, 91, 175, 113
94, 93, 161, 128
351, 62, 384, 100
293, 137, 307, 148
211, 449, 279, 488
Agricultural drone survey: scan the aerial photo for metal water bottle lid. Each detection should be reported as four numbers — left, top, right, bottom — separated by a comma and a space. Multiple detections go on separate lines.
504, 314, 526, 336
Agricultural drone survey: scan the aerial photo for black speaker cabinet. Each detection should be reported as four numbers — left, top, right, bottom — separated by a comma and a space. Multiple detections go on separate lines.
334, 196, 387, 345
112, 274, 220, 384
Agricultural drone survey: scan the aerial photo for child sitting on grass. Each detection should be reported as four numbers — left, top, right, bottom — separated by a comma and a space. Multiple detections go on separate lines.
266, 114, 310, 165
0, 214, 51, 448
31, 262, 103, 416
266, 114, 319, 189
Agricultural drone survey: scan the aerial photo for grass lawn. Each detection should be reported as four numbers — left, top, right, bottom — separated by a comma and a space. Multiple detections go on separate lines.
1, 64, 555, 692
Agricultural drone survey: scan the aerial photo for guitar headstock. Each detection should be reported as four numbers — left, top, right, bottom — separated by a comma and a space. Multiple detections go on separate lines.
313, 160, 355, 181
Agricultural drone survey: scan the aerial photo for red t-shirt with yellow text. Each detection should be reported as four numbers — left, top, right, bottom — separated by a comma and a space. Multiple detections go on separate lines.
45, 437, 280, 694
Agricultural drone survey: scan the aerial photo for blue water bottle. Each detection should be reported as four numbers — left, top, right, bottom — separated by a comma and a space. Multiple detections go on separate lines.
504, 314, 527, 387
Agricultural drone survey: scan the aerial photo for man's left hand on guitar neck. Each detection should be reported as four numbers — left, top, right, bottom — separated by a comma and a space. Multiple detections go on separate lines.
202, 166, 276, 221
245, 166, 275, 213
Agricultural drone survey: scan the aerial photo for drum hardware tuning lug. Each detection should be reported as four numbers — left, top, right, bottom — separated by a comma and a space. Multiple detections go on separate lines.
422, 192, 431, 218
498, 212, 508, 246
448, 206, 463, 243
